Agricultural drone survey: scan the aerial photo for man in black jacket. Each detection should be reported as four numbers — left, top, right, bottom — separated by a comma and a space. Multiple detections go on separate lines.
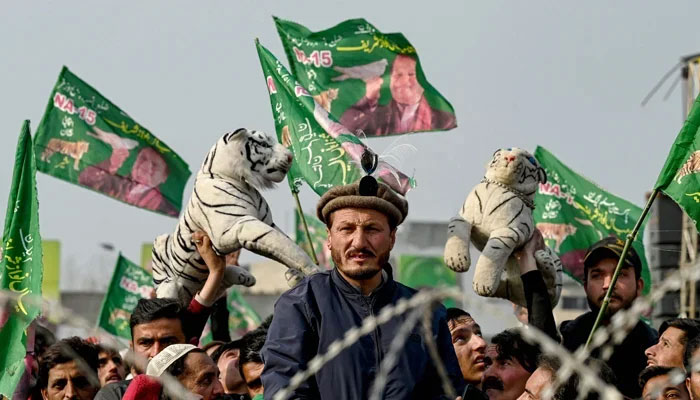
261, 177, 465, 399
559, 236, 658, 398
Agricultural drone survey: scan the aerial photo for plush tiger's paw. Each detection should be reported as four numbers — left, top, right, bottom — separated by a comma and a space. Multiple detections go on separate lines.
224, 265, 256, 288
534, 247, 563, 307
444, 236, 471, 272
285, 269, 305, 288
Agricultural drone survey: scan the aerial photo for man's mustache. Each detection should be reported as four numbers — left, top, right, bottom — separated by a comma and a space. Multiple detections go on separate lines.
347, 248, 375, 257
598, 293, 622, 303
482, 376, 504, 391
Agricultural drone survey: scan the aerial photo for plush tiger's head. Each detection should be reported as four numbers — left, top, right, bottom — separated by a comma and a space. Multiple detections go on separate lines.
484, 148, 546, 194
201, 128, 293, 189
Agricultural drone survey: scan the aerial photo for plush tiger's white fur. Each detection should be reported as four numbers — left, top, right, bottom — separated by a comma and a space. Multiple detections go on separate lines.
152, 128, 321, 304
444, 148, 563, 307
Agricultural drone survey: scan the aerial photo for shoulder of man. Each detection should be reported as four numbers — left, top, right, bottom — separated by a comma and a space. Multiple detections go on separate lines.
559, 311, 596, 348
94, 379, 131, 400
274, 271, 332, 307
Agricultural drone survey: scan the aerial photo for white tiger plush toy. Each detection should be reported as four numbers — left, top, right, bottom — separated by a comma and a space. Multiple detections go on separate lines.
152, 128, 321, 304
444, 147, 563, 307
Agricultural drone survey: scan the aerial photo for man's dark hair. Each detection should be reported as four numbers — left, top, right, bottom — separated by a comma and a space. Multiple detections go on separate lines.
210, 339, 243, 363
39, 336, 99, 389
164, 348, 205, 378
129, 298, 183, 338
446, 307, 472, 322
582, 237, 642, 282
238, 326, 268, 378
659, 318, 700, 346
95, 344, 120, 358
684, 334, 700, 373
490, 329, 540, 373
639, 365, 675, 391
555, 357, 616, 400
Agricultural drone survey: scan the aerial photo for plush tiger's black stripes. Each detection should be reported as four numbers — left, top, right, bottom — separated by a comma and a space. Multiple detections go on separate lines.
475, 190, 482, 213
260, 202, 270, 222
508, 227, 522, 241
250, 230, 272, 243
186, 259, 208, 273
491, 245, 502, 250
214, 185, 256, 208
208, 142, 218, 176
519, 222, 531, 237
214, 210, 247, 217
492, 237, 512, 248
194, 187, 247, 209
488, 195, 518, 216
506, 203, 524, 226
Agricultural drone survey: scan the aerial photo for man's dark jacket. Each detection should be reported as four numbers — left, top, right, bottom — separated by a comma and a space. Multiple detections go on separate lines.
560, 311, 658, 399
261, 267, 465, 400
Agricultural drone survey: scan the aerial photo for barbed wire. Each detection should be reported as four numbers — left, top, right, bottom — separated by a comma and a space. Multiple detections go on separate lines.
4, 255, 700, 399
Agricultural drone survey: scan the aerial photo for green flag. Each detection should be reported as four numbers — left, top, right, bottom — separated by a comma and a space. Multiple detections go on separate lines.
227, 288, 262, 338
97, 254, 154, 340
199, 288, 262, 346
295, 212, 331, 269
654, 95, 700, 232
256, 40, 414, 196
396, 255, 457, 308
534, 146, 651, 294
0, 121, 44, 396
34, 66, 191, 217
275, 17, 457, 137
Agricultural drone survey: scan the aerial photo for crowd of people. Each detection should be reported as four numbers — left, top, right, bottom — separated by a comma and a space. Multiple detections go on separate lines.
21, 176, 700, 400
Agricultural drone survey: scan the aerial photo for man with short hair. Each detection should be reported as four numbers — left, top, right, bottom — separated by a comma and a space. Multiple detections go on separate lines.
481, 329, 540, 400
96, 345, 127, 387
685, 335, 700, 399
239, 327, 267, 399
516, 354, 557, 400
261, 177, 464, 399
446, 308, 487, 386
340, 54, 456, 136
122, 344, 225, 400
39, 336, 100, 400
646, 318, 700, 369
640, 365, 690, 400
95, 231, 226, 400
210, 339, 248, 398
559, 236, 658, 398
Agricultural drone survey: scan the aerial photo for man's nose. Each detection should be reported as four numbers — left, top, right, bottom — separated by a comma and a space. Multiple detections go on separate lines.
602, 275, 613, 290
351, 230, 369, 247
64, 380, 76, 398
644, 344, 655, 358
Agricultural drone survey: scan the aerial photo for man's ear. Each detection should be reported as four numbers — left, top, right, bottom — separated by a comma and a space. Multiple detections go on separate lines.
687, 376, 694, 400
129, 340, 134, 350
636, 277, 645, 297
390, 228, 397, 249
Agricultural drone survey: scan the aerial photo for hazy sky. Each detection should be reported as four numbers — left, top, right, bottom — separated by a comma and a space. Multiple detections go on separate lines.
2, 2, 700, 324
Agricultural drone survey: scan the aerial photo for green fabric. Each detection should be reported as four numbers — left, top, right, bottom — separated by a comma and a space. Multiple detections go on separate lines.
396, 255, 457, 308
97, 254, 154, 340
34, 66, 191, 217
295, 212, 331, 269
533, 146, 651, 294
275, 17, 457, 137
256, 41, 414, 196
227, 288, 262, 338
199, 288, 262, 345
654, 94, 700, 232
0, 121, 44, 396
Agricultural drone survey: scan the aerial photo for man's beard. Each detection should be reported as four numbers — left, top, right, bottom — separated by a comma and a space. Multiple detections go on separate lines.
587, 292, 633, 317
332, 246, 390, 280
482, 376, 504, 392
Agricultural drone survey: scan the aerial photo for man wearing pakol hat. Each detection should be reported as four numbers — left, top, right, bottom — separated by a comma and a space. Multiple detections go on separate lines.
121, 343, 226, 400
559, 236, 658, 399
261, 176, 465, 399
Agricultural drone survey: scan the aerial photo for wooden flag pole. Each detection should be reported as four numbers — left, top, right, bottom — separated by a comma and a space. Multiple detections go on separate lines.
584, 189, 659, 350
291, 188, 319, 265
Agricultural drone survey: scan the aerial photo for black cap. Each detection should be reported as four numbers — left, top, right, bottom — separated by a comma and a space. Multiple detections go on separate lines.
583, 236, 642, 276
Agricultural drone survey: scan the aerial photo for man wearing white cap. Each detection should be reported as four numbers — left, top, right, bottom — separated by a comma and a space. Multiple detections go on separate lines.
121, 344, 225, 400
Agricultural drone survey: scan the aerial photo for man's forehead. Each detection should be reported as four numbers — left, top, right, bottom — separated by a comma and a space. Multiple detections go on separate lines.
330, 208, 389, 225
134, 318, 183, 337
48, 361, 84, 379
448, 316, 476, 331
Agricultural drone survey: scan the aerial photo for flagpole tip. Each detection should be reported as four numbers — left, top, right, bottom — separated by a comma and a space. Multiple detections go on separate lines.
254, 38, 260, 45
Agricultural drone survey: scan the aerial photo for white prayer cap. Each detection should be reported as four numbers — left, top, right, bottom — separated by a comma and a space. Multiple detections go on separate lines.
146, 344, 197, 377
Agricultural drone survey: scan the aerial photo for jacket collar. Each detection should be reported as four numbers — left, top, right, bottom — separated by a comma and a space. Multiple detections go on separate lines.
331, 266, 396, 301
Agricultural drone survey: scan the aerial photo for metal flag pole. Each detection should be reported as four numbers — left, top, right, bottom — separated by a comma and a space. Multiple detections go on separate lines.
291, 187, 319, 265
584, 189, 658, 350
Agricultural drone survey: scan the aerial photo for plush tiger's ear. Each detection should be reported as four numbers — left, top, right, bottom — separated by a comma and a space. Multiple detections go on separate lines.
537, 167, 547, 183
487, 149, 502, 168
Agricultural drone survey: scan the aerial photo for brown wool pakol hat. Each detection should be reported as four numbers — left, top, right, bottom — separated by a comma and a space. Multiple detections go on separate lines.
317, 176, 409, 227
